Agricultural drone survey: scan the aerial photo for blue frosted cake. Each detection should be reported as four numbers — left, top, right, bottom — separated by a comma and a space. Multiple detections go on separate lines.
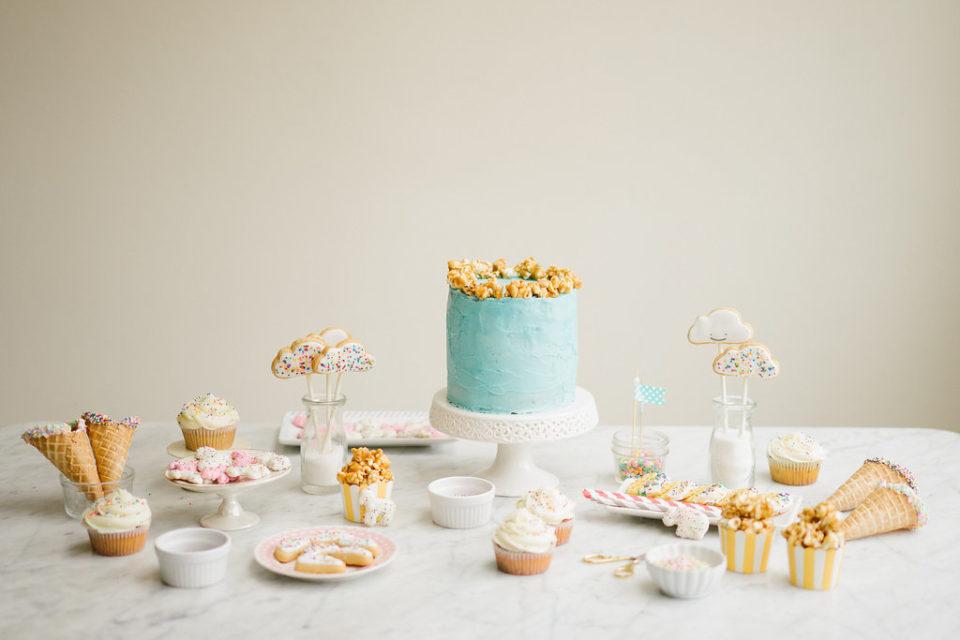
445, 258, 581, 414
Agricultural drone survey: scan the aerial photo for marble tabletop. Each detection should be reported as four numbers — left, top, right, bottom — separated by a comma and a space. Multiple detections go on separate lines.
2, 421, 957, 639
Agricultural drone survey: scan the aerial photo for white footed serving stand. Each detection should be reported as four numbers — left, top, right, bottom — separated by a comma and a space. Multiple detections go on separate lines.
429, 387, 598, 496
164, 464, 291, 531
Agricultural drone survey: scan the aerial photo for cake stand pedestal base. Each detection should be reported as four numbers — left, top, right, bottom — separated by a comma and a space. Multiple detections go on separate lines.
430, 387, 598, 497
200, 491, 260, 531
478, 443, 559, 496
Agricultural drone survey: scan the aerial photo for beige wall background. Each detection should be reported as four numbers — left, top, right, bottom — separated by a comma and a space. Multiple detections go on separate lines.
1, 1, 958, 431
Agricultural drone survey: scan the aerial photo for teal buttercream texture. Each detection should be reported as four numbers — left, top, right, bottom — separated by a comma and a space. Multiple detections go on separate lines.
446, 287, 578, 414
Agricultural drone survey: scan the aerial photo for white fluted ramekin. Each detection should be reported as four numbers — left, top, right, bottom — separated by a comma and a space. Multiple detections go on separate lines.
428, 476, 495, 529
155, 528, 230, 588
645, 543, 725, 599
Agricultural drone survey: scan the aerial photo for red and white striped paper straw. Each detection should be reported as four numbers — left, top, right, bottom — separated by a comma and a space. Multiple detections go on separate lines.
581, 489, 721, 518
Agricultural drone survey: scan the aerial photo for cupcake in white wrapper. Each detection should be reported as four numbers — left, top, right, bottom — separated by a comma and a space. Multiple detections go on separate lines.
515, 487, 575, 545
492, 508, 556, 575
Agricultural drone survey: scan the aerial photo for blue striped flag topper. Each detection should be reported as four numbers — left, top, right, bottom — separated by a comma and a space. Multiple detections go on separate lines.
634, 380, 666, 405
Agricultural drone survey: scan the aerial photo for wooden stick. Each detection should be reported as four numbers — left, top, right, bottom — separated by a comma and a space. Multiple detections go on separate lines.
740, 377, 750, 436
718, 344, 729, 432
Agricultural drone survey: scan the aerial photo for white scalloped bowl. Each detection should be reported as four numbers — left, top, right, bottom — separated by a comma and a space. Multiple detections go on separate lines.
428, 476, 495, 529
645, 543, 725, 599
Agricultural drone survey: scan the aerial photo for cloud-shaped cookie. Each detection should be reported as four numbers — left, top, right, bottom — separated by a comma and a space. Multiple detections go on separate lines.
713, 343, 780, 378
687, 308, 753, 345
312, 340, 376, 374
316, 326, 351, 347
271, 336, 328, 378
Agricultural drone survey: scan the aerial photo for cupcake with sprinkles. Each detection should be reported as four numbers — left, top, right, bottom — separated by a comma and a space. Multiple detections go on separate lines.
177, 393, 240, 451
83, 489, 151, 556
766, 432, 825, 486
516, 487, 575, 545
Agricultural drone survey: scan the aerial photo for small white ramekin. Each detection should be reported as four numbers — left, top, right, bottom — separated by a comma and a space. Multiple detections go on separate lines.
428, 476, 495, 529
155, 527, 231, 588
645, 543, 725, 599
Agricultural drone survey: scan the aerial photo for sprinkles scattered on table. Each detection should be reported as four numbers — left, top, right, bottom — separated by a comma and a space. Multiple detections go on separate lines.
651, 555, 710, 571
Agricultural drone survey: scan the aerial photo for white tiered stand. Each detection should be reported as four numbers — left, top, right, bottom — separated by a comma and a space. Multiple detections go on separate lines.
429, 387, 598, 497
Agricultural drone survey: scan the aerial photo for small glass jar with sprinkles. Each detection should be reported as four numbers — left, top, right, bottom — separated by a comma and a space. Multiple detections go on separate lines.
611, 429, 669, 482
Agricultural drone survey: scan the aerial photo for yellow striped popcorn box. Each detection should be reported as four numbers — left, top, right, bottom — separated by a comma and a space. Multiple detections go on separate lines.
718, 526, 774, 574
342, 480, 393, 523
787, 541, 844, 590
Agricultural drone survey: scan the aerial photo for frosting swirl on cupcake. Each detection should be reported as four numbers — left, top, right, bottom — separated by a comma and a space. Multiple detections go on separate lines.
177, 393, 239, 431
493, 509, 556, 554
83, 489, 151, 532
768, 432, 825, 463
516, 487, 574, 525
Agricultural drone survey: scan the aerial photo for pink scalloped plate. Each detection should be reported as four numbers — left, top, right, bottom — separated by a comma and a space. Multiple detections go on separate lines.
254, 526, 397, 582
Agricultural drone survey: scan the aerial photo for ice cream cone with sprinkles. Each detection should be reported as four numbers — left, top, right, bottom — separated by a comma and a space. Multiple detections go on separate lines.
840, 482, 927, 541
825, 457, 918, 511
82, 411, 139, 485
22, 420, 103, 501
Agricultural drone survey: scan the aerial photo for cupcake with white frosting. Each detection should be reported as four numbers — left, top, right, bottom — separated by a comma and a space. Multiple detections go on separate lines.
177, 393, 240, 450
83, 489, 151, 556
516, 487, 575, 545
492, 508, 556, 575
767, 432, 825, 486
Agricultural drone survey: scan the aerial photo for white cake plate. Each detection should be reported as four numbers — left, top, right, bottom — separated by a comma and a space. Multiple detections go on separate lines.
429, 387, 598, 497
163, 463, 291, 531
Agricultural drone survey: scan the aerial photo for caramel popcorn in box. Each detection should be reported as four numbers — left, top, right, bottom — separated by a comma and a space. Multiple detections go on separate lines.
782, 502, 843, 549
337, 447, 393, 487
719, 488, 778, 534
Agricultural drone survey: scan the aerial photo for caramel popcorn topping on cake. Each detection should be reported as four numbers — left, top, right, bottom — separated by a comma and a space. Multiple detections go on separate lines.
719, 488, 778, 534
337, 447, 393, 486
783, 503, 843, 549
446, 258, 581, 299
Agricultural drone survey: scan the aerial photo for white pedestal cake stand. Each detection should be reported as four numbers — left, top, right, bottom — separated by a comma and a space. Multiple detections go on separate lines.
164, 465, 291, 531
429, 387, 598, 497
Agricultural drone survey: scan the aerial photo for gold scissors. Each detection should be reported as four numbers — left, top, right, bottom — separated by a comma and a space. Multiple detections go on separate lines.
582, 553, 646, 578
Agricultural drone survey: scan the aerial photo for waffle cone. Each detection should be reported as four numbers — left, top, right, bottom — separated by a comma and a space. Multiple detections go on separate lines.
840, 485, 918, 540
825, 461, 907, 511
87, 420, 135, 484
26, 429, 103, 501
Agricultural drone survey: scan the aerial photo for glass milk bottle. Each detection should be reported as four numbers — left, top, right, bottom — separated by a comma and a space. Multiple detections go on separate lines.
708, 396, 756, 488
300, 395, 347, 495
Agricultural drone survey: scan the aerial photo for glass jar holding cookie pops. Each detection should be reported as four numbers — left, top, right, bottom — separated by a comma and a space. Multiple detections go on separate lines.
300, 396, 347, 495
709, 396, 756, 489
